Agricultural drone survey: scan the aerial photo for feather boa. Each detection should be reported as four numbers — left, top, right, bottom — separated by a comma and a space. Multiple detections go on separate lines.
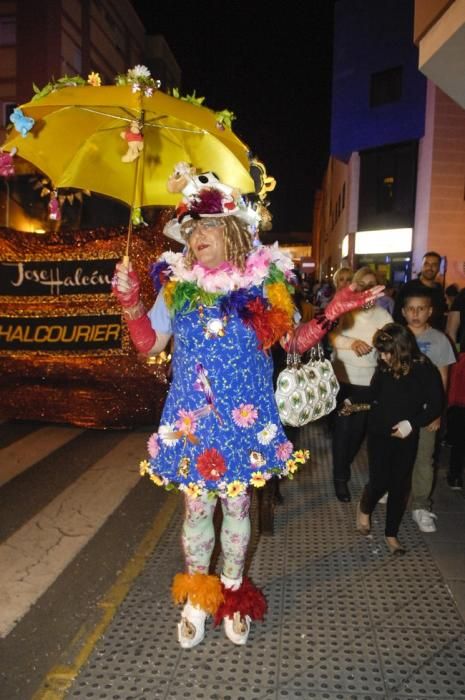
242, 297, 293, 350
171, 572, 224, 615
150, 243, 294, 294
150, 245, 296, 349
213, 576, 267, 625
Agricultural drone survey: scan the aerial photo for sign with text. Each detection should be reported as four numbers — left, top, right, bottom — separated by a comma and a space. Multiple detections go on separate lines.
0, 259, 118, 296
0, 315, 122, 351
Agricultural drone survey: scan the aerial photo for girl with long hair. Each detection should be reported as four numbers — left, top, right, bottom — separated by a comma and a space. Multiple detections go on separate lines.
350, 323, 444, 554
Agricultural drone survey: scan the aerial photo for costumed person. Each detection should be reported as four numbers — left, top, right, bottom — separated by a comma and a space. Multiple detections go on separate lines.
112, 166, 384, 649
329, 266, 393, 502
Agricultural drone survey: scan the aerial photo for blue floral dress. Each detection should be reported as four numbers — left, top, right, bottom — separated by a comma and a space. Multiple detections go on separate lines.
139, 247, 309, 497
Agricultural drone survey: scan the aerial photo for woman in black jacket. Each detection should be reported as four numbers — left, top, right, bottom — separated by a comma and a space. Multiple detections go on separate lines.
345, 323, 444, 555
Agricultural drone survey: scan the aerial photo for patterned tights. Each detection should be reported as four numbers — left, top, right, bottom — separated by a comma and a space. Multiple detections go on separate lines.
182, 491, 251, 580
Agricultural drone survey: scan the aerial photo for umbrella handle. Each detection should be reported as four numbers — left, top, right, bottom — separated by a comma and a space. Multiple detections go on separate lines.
122, 254, 130, 268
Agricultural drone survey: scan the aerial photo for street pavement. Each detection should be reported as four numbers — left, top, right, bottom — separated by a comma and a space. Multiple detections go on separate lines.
0, 419, 464, 699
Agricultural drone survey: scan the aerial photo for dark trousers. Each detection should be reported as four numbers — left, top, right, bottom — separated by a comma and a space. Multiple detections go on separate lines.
447, 406, 465, 478
331, 382, 369, 482
360, 431, 418, 537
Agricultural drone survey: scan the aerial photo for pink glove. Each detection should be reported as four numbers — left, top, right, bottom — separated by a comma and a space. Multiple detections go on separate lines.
291, 319, 327, 355
112, 261, 157, 354
126, 315, 157, 354
112, 263, 141, 309
325, 283, 385, 320
290, 283, 385, 355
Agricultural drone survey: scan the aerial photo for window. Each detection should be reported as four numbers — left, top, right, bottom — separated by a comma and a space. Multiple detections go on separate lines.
370, 66, 402, 107
0, 16, 16, 45
2, 102, 17, 128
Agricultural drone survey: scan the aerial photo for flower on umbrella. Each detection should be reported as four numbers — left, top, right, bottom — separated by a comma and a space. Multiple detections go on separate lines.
257, 422, 278, 445
87, 71, 101, 87
129, 65, 151, 79
115, 65, 161, 96
232, 403, 258, 428
197, 448, 227, 481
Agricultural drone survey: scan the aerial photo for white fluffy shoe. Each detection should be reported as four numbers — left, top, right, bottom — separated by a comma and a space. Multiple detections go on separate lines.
177, 601, 207, 649
223, 611, 251, 645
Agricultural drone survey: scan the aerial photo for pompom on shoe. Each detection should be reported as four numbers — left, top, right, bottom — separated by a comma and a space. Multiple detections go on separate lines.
214, 574, 267, 645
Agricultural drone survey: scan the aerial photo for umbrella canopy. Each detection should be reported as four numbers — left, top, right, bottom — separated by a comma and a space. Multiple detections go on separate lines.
2, 84, 255, 209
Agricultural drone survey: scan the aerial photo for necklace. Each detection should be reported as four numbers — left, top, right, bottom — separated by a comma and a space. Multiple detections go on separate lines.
198, 304, 229, 339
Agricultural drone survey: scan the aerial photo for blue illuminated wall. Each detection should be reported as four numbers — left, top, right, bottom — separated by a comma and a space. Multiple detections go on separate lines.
331, 0, 427, 161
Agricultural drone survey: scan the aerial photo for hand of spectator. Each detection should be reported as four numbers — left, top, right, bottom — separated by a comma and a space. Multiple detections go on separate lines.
391, 420, 412, 439
350, 339, 372, 356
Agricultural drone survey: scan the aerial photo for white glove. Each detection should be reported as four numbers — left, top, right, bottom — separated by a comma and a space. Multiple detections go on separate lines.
392, 420, 412, 438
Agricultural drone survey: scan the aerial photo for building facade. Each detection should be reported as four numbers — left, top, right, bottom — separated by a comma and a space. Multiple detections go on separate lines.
315, 0, 465, 289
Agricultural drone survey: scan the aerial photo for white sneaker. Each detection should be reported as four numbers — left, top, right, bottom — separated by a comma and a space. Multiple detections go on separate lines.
378, 492, 388, 504
412, 509, 437, 533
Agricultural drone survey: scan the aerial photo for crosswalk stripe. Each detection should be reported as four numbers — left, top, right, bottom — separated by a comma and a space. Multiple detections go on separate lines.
0, 431, 146, 638
0, 426, 83, 487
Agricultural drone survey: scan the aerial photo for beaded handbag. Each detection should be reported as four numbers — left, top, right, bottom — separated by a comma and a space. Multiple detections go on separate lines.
275, 344, 340, 427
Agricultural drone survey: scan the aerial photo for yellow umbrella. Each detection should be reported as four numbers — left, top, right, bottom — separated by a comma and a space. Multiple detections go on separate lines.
3, 84, 254, 208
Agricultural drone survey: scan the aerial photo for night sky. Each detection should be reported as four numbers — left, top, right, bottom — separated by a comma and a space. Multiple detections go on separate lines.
131, 2, 335, 235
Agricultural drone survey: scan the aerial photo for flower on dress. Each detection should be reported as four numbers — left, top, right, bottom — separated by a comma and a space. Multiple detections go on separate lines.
175, 409, 198, 436
139, 460, 151, 476
286, 459, 299, 474
177, 457, 191, 478
232, 403, 258, 428
257, 422, 278, 445
294, 449, 310, 464
276, 441, 294, 461
250, 472, 266, 488
196, 448, 227, 481
184, 482, 202, 498
249, 450, 266, 467
158, 423, 179, 447
147, 433, 160, 458
149, 473, 165, 487
226, 480, 246, 498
